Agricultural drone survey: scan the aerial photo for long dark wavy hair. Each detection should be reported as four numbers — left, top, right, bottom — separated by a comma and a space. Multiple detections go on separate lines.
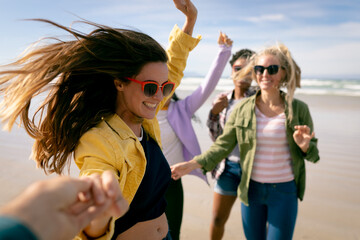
0, 19, 168, 174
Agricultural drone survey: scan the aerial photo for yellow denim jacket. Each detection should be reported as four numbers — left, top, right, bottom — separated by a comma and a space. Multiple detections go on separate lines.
74, 25, 201, 240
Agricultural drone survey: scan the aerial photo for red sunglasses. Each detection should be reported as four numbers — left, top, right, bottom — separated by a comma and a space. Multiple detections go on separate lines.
125, 77, 175, 97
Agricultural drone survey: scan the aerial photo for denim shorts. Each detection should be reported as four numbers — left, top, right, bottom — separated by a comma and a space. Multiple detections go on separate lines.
214, 160, 241, 196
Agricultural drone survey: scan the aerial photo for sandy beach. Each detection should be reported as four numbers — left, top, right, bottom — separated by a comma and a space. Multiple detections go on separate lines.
1, 93, 359, 240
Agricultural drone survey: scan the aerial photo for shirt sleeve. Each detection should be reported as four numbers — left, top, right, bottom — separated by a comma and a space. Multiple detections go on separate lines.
195, 109, 238, 172
0, 216, 38, 240
206, 110, 222, 142
301, 103, 320, 163
166, 24, 201, 90
74, 129, 125, 240
149, 24, 201, 147
183, 44, 231, 115
156, 24, 201, 112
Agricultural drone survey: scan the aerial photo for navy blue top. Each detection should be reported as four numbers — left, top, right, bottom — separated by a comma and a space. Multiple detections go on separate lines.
112, 130, 171, 237
0, 216, 38, 240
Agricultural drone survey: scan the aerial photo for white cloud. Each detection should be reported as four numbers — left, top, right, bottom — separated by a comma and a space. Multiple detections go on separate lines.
285, 22, 360, 39
242, 14, 286, 23
294, 41, 360, 78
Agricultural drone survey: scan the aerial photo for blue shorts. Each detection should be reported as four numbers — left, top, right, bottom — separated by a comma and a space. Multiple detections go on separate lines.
214, 160, 241, 196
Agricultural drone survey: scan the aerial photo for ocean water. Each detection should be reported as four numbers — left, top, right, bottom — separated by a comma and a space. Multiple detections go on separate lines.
177, 77, 360, 97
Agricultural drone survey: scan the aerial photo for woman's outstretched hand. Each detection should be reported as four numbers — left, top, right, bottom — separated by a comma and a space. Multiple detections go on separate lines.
293, 125, 315, 153
171, 160, 202, 180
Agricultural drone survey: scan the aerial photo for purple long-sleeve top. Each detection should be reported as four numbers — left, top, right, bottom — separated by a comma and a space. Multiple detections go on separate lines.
166, 44, 232, 183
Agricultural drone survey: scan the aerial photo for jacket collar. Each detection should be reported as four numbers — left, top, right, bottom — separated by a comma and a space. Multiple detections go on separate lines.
104, 114, 138, 141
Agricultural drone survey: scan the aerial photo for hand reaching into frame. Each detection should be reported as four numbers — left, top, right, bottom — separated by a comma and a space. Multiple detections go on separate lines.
0, 171, 129, 240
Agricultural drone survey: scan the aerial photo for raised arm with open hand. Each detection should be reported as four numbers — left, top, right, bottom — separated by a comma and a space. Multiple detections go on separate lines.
218, 31, 233, 47
173, 0, 198, 35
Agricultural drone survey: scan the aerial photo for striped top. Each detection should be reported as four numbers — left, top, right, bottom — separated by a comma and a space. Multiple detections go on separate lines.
251, 106, 294, 183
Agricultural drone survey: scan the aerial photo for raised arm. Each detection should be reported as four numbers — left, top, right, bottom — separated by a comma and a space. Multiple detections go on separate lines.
173, 0, 198, 36
183, 32, 232, 116
157, 0, 201, 111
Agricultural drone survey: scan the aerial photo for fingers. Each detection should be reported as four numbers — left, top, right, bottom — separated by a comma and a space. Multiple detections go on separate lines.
310, 131, 315, 139
75, 200, 112, 230
218, 32, 232, 47
170, 166, 178, 180
218, 96, 228, 108
77, 171, 119, 209
70, 171, 128, 225
101, 171, 129, 218
112, 195, 129, 219
217, 31, 223, 45
171, 171, 180, 180
173, 0, 197, 17
67, 177, 93, 195
170, 160, 200, 180
294, 125, 310, 133
293, 125, 312, 139
68, 197, 96, 216
170, 165, 180, 180
211, 96, 228, 115
100, 171, 118, 198
88, 174, 106, 205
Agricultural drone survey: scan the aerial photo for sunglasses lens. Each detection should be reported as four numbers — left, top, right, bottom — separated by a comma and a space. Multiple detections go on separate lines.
162, 83, 174, 97
144, 83, 158, 97
254, 65, 279, 75
254, 66, 264, 75
268, 65, 279, 75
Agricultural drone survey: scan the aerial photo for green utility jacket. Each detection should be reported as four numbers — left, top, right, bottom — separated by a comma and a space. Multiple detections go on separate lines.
195, 90, 320, 205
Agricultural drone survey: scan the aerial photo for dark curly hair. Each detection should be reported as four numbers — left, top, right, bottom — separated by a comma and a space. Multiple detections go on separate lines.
229, 48, 255, 67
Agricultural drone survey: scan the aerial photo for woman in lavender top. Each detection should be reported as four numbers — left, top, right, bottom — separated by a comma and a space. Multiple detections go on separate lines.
158, 32, 233, 240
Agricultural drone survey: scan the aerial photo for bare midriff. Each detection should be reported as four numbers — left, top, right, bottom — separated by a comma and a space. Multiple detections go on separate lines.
116, 213, 168, 240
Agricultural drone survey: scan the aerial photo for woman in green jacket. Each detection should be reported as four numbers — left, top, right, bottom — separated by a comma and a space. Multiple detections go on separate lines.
171, 43, 320, 240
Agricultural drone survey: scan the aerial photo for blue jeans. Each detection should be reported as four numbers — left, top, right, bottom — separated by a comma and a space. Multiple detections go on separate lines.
241, 180, 298, 240
214, 160, 241, 196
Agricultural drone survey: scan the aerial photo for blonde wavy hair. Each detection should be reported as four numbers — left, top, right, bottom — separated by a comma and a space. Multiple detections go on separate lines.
0, 19, 168, 174
235, 43, 301, 121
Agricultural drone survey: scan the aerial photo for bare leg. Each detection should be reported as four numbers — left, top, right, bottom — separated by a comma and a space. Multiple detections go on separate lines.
210, 192, 237, 240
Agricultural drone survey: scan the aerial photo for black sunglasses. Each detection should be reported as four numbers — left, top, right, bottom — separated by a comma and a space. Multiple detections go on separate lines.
254, 65, 280, 75
125, 77, 175, 97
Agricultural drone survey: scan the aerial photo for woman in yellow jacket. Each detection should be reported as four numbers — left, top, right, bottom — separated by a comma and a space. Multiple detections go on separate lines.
0, 0, 200, 239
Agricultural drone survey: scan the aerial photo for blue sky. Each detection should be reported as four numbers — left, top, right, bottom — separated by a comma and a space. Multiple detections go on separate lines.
0, 0, 359, 79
